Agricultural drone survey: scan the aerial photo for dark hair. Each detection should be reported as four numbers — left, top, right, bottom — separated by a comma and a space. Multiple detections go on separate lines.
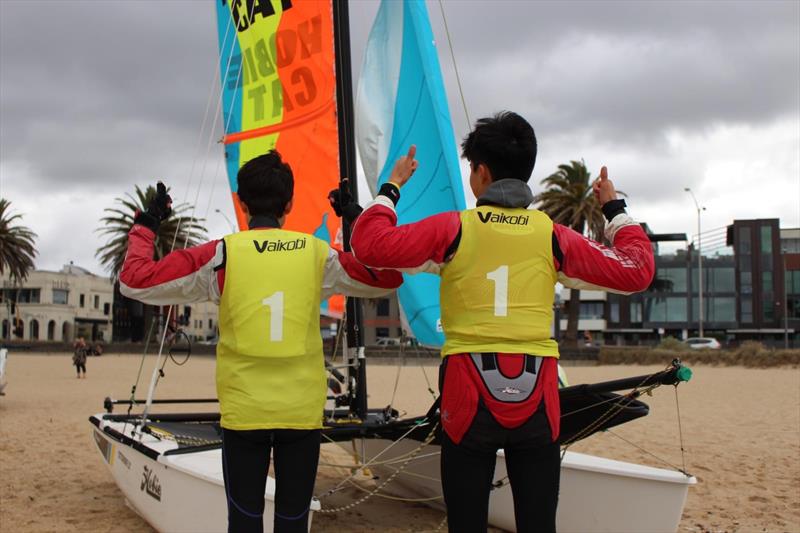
236, 150, 294, 218
460, 111, 537, 182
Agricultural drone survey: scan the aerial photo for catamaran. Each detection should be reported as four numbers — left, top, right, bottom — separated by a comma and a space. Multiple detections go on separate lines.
90, 1, 695, 532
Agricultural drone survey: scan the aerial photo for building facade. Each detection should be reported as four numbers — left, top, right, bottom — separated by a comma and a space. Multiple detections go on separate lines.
1, 263, 114, 342
565, 219, 799, 347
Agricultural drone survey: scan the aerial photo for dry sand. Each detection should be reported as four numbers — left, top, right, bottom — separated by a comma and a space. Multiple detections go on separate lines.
0, 353, 798, 532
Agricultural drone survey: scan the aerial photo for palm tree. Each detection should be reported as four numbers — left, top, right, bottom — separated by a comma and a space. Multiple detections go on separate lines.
534, 160, 607, 347
95, 184, 207, 279
0, 198, 38, 282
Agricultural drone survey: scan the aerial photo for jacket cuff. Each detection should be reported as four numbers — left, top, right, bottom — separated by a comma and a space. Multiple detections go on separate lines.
601, 199, 627, 222
378, 182, 401, 206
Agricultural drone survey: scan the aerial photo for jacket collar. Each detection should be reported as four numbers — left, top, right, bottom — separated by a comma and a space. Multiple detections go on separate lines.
476, 179, 534, 209
248, 215, 281, 230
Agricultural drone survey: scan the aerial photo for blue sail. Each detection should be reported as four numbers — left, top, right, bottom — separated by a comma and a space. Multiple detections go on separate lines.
357, 0, 466, 347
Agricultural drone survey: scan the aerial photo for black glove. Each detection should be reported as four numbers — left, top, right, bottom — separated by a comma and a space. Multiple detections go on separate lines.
134, 182, 173, 232
328, 182, 363, 224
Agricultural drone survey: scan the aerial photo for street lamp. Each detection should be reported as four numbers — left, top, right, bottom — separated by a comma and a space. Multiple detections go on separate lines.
783, 249, 789, 349
214, 209, 237, 234
685, 188, 706, 337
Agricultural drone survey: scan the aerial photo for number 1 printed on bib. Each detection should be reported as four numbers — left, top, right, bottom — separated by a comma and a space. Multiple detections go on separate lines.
486, 265, 509, 317
262, 291, 284, 341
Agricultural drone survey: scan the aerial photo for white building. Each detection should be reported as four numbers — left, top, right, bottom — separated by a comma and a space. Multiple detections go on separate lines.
182, 301, 219, 342
1, 263, 114, 342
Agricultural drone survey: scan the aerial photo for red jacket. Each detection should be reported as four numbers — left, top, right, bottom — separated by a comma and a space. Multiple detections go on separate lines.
120, 218, 403, 307
350, 183, 655, 443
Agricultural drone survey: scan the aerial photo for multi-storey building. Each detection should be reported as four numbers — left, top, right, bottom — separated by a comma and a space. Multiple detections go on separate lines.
570, 218, 799, 347
0, 263, 114, 342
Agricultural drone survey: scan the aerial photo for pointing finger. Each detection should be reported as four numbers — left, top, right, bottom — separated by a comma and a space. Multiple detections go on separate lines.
599, 166, 608, 181
407, 145, 417, 160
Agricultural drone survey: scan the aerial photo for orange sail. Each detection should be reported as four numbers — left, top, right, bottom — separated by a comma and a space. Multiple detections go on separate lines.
216, 0, 343, 315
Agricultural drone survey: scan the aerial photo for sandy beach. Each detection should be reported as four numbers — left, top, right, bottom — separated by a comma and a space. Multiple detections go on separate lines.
1, 352, 798, 532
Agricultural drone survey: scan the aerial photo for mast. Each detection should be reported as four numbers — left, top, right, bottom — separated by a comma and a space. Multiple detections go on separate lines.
332, 0, 367, 420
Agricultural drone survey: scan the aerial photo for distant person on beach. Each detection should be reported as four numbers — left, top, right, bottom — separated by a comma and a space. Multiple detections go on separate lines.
72, 337, 87, 378
118, 152, 402, 533
350, 111, 655, 532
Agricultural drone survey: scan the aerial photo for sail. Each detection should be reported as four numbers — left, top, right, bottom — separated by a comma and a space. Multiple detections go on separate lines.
357, 0, 466, 346
215, 0, 343, 315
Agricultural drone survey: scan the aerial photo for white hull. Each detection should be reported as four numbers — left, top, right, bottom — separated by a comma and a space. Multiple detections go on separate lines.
356, 438, 695, 533
90, 415, 319, 533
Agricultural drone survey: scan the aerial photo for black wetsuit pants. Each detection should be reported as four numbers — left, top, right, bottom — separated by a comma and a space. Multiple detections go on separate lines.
221, 428, 320, 533
440, 404, 561, 533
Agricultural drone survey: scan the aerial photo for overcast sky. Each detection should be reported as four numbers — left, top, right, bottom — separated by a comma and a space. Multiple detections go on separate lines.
1, 0, 798, 276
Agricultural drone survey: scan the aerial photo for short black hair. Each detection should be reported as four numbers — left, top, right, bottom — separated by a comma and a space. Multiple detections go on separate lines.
236, 150, 294, 218
460, 111, 537, 182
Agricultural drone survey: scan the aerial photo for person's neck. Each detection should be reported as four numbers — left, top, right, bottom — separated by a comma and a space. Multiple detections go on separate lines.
248, 214, 282, 229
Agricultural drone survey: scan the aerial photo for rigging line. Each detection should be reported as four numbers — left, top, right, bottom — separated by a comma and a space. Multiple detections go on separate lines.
317, 422, 440, 513
343, 478, 443, 502
388, 342, 406, 409
319, 418, 435, 499
139, 2, 254, 427
437, 0, 471, 127
674, 384, 688, 475
603, 428, 692, 476
125, 14, 237, 424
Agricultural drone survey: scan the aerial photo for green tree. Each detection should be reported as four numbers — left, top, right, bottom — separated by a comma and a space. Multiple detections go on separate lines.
95, 185, 207, 279
0, 198, 38, 282
535, 160, 607, 347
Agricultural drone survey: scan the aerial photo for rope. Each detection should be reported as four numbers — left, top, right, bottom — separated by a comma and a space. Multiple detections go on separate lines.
138, 1, 251, 427
674, 384, 689, 474
602, 429, 691, 477
436, 0, 470, 127
316, 421, 439, 513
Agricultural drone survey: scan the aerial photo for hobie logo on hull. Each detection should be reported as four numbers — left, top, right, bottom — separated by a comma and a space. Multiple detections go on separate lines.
477, 212, 529, 226
141, 466, 162, 502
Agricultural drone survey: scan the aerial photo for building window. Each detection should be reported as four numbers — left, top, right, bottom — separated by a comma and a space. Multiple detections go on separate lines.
53, 289, 69, 305
80, 294, 85, 307
630, 302, 643, 323
787, 271, 800, 294
48, 320, 56, 341
376, 298, 390, 317
788, 297, 800, 319
208, 319, 213, 329
30, 319, 39, 340
0, 288, 40, 303
94, 295, 100, 309
376, 327, 390, 338
693, 297, 736, 323
645, 297, 687, 322
738, 226, 751, 253
656, 268, 687, 292
763, 295, 775, 321
609, 302, 620, 323
695, 267, 736, 293
579, 302, 604, 319
740, 295, 753, 323
760, 225, 773, 254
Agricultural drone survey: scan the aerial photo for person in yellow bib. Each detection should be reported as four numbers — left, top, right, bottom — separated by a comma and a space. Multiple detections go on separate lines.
119, 151, 402, 533
351, 112, 655, 532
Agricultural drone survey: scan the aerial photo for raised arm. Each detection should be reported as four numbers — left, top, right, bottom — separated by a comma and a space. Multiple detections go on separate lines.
554, 167, 654, 293
119, 225, 224, 305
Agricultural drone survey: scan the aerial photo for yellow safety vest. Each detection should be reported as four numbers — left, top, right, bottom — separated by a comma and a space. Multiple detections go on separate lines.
439, 206, 559, 358
216, 229, 329, 430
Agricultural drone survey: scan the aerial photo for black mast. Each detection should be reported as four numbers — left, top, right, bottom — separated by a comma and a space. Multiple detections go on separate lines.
332, 0, 368, 420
